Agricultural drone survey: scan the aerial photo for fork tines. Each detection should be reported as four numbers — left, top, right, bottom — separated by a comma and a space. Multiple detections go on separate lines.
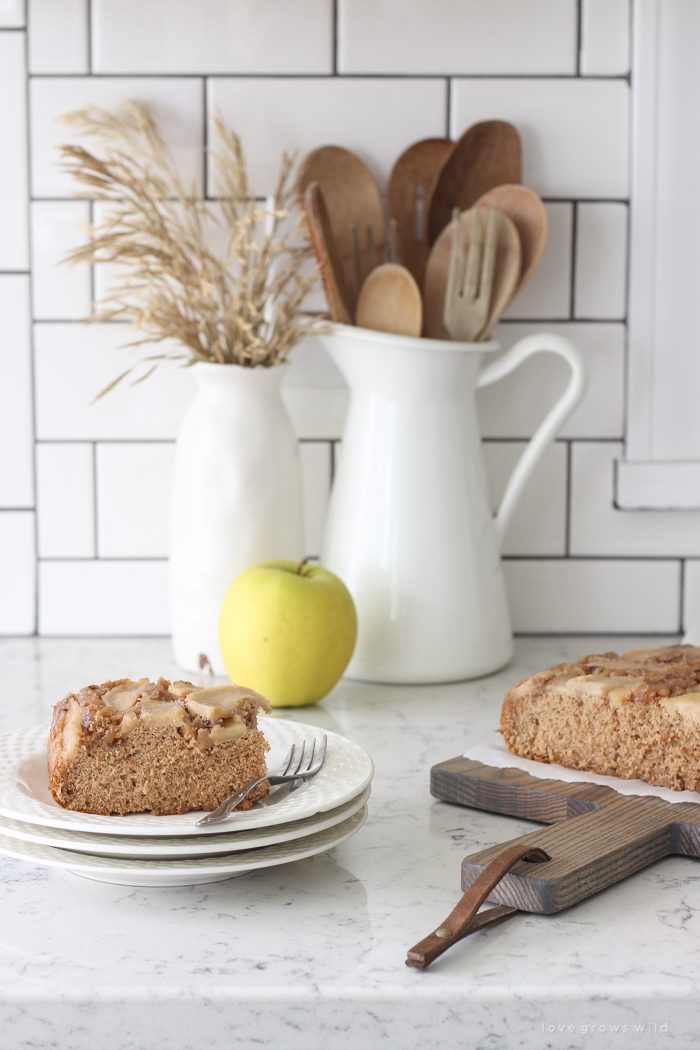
443, 206, 498, 342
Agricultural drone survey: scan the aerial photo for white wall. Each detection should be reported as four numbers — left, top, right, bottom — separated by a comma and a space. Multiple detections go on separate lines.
1, 0, 691, 638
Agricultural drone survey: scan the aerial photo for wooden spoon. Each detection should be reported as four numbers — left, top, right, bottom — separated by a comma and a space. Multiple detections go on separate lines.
423, 207, 521, 341
355, 263, 422, 337
387, 138, 454, 288
297, 145, 385, 315
427, 121, 521, 246
474, 184, 547, 297
303, 182, 353, 325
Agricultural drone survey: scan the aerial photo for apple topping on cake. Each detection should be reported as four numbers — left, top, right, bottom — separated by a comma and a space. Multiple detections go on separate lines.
47, 676, 271, 816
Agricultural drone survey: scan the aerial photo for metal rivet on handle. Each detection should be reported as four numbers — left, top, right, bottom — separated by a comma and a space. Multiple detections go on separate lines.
435, 928, 452, 938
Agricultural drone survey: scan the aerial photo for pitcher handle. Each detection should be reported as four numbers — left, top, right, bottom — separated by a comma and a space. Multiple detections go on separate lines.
476, 333, 586, 545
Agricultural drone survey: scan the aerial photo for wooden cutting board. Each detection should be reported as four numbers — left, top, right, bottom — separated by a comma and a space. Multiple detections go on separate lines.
431, 756, 700, 914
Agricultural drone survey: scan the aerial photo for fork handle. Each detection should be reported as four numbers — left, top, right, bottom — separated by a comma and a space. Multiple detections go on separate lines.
196, 774, 269, 825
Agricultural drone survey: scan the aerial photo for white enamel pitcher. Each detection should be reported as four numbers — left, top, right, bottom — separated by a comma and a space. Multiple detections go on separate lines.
319, 324, 586, 683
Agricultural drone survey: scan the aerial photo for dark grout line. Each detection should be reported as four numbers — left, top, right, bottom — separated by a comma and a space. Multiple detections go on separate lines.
332, 0, 338, 75
576, 0, 583, 76
445, 77, 451, 137
569, 201, 578, 319
23, 21, 39, 636
564, 440, 572, 556
86, 0, 92, 74
26, 71, 632, 81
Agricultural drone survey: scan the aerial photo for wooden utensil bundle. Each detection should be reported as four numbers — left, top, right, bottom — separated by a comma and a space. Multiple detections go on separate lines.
298, 121, 548, 342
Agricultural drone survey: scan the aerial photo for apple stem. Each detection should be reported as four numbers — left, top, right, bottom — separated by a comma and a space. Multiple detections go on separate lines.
295, 558, 309, 575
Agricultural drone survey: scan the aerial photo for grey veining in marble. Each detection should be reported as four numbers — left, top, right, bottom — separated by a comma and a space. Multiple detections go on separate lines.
1, 635, 699, 1050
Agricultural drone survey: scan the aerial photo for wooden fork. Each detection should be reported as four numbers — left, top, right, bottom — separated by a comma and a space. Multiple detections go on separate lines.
442, 206, 498, 342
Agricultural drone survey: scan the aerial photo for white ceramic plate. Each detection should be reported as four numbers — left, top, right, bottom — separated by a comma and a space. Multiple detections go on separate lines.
0, 720, 374, 837
0, 785, 371, 858
0, 808, 367, 886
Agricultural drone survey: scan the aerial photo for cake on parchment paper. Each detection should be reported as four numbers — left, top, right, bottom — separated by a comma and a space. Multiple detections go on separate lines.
500, 646, 700, 791
48, 678, 271, 816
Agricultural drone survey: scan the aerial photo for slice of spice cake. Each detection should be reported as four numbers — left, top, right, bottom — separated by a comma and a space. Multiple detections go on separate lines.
48, 678, 271, 815
500, 645, 700, 791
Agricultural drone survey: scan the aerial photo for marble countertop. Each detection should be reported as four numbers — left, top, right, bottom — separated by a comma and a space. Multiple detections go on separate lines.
1, 635, 699, 1050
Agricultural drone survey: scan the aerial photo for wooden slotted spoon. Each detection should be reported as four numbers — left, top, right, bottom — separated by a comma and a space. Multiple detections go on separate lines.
387, 138, 454, 287
297, 145, 385, 316
427, 120, 522, 246
423, 206, 521, 341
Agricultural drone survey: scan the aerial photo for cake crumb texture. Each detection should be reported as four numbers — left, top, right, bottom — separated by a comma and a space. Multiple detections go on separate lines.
500, 645, 700, 791
47, 677, 271, 815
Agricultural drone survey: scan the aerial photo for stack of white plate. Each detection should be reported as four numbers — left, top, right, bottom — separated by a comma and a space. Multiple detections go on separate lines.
0, 719, 373, 887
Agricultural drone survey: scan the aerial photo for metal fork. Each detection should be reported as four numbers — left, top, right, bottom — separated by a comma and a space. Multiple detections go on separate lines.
195, 735, 328, 827
443, 206, 498, 342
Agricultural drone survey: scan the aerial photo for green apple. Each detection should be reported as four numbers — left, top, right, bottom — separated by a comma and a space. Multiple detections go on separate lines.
218, 559, 357, 707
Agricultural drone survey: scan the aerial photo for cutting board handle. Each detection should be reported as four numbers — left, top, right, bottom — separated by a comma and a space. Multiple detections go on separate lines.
405, 843, 550, 970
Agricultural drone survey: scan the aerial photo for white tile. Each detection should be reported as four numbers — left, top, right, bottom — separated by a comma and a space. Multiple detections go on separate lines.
0, 511, 35, 633
0, 0, 24, 27
0, 276, 33, 507
299, 441, 331, 559
483, 441, 566, 556
451, 78, 629, 199
28, 0, 88, 72
96, 442, 174, 558
504, 558, 681, 633
0, 32, 29, 270
31, 201, 92, 319
30, 77, 204, 198
683, 560, 700, 635
34, 323, 195, 440
503, 203, 572, 320
39, 559, 170, 634
93, 0, 332, 74
208, 77, 447, 196
574, 202, 628, 320
282, 388, 349, 441
338, 0, 576, 74
580, 0, 630, 76
477, 322, 624, 440
36, 443, 94, 557
570, 442, 700, 557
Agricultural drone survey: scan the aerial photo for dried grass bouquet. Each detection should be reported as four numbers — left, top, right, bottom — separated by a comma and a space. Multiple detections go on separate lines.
60, 99, 320, 393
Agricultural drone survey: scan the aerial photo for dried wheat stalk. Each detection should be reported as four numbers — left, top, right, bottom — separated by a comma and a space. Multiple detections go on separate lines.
59, 99, 321, 393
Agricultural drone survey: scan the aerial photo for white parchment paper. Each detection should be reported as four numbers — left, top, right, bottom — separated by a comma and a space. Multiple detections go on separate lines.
464, 737, 700, 806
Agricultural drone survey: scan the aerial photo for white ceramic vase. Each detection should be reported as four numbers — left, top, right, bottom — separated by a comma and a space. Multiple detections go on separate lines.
169, 362, 304, 675
319, 324, 586, 684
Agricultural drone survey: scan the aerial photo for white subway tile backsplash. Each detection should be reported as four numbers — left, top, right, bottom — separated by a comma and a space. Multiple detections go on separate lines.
0, 32, 29, 270
96, 442, 174, 558
299, 441, 331, 559
503, 203, 572, 321
0, 511, 35, 633
580, 0, 631, 77
28, 0, 88, 73
570, 443, 700, 557
93, 0, 332, 75
0, 0, 24, 27
30, 77, 205, 198
451, 78, 629, 199
504, 558, 681, 634
683, 560, 700, 635
31, 201, 92, 319
0, 276, 33, 507
483, 441, 566, 556
208, 78, 447, 196
34, 323, 195, 441
36, 442, 94, 557
478, 322, 624, 440
574, 203, 628, 320
39, 559, 170, 634
338, 0, 577, 75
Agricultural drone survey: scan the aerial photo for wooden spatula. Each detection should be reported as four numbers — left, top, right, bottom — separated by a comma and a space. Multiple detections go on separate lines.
474, 184, 547, 298
423, 206, 521, 341
303, 182, 353, 325
297, 145, 385, 315
387, 138, 454, 287
427, 121, 522, 246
